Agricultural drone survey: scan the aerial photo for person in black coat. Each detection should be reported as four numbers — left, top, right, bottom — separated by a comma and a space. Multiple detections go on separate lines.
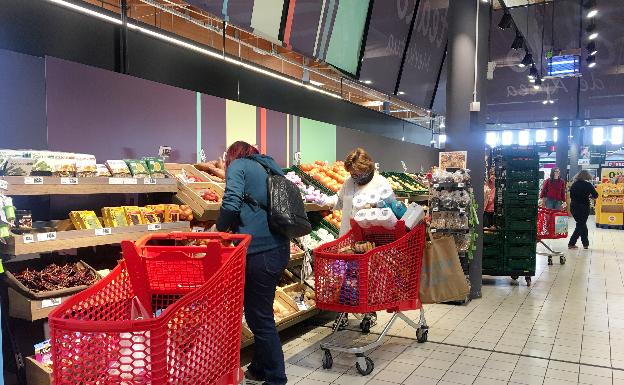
568, 170, 598, 249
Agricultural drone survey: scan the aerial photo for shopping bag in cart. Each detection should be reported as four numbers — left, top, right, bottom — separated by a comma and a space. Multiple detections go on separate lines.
554, 215, 569, 235
419, 235, 469, 304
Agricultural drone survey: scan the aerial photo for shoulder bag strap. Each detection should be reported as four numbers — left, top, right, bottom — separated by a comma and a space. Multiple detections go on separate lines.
243, 157, 270, 211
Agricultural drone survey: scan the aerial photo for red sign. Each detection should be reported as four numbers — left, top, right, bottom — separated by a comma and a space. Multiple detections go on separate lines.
607, 161, 624, 167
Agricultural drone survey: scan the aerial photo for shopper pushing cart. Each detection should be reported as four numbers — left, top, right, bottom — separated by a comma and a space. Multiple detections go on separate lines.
313, 219, 427, 376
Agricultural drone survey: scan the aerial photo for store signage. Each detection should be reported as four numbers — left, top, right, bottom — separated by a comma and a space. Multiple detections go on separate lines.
601, 167, 624, 182
158, 146, 172, 158
439, 151, 467, 169
609, 215, 617, 223
36, 232, 57, 242
578, 159, 590, 166
606, 161, 624, 167
22, 234, 35, 244
401, 161, 408, 173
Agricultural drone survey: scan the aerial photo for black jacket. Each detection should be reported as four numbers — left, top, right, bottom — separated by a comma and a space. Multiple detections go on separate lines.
569, 180, 598, 206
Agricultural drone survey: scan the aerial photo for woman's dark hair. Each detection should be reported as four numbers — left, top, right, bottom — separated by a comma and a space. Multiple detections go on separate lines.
344, 148, 374, 175
574, 170, 593, 182
225, 141, 259, 167
550, 167, 561, 181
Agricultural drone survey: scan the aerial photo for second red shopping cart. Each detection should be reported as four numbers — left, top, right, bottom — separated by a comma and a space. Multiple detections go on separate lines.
537, 207, 569, 265
314, 219, 427, 376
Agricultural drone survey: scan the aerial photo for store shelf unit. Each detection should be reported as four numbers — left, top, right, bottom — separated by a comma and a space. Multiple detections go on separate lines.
595, 184, 624, 229
0, 222, 190, 256
0, 176, 177, 195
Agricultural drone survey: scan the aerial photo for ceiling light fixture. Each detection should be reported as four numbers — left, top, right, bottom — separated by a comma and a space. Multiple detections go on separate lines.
498, 12, 513, 30
398, 91, 405, 95
587, 41, 598, 56
362, 80, 373, 84
586, 23, 598, 40
511, 33, 524, 50
584, 0, 598, 18
520, 52, 533, 68
553, 116, 559, 121
533, 77, 542, 90
587, 56, 596, 68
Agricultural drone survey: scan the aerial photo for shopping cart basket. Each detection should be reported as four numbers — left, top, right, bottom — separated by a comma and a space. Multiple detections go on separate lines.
537, 207, 569, 265
49, 232, 251, 385
314, 219, 427, 376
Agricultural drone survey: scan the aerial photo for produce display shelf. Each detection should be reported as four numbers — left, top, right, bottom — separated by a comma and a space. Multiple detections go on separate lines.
404, 194, 430, 203
431, 182, 470, 190
430, 228, 470, 234
0, 176, 177, 195
0, 222, 190, 256
240, 307, 320, 349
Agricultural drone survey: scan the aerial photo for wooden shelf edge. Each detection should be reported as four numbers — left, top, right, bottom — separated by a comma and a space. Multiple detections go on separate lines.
1, 222, 190, 256
1, 176, 177, 195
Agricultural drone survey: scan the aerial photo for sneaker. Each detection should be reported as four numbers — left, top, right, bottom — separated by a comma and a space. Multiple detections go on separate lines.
583, 245, 589, 249
365, 312, 378, 328
568, 245, 578, 249
244, 368, 265, 383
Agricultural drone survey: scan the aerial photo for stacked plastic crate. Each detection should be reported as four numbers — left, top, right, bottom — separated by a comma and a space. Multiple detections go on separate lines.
486, 147, 539, 285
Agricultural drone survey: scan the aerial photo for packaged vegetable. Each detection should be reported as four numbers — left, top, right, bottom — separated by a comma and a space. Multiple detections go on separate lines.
0, 150, 18, 175
96, 164, 112, 177
102, 207, 129, 227
4, 157, 36, 176
75, 154, 97, 177
70, 211, 102, 229
123, 206, 144, 225
142, 157, 167, 178
125, 159, 150, 178
105, 160, 132, 177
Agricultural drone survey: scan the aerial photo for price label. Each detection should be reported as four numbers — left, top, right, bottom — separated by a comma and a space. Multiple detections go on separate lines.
457, 182, 465, 188
459, 208, 466, 214
95, 228, 112, 236
147, 223, 162, 231
433, 183, 440, 188
295, 299, 308, 311
192, 227, 205, 232
433, 207, 439, 212
0, 180, 8, 190
123, 178, 138, 185
22, 234, 35, 244
143, 178, 157, 185
41, 297, 62, 309
108, 178, 124, 185
24, 177, 44, 185
36, 232, 57, 242
431, 228, 437, 233
61, 177, 78, 185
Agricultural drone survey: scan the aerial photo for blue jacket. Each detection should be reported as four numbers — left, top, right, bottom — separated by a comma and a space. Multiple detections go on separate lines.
216, 154, 288, 254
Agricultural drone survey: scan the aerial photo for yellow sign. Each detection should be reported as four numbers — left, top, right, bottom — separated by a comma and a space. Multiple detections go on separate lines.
601, 167, 624, 183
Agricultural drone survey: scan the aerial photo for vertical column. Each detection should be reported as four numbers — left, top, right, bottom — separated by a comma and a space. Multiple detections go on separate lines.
556, 120, 571, 180
445, 0, 490, 299
568, 126, 582, 179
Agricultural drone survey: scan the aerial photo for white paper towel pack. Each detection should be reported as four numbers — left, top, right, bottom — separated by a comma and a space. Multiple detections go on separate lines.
354, 209, 371, 228
378, 208, 398, 229
377, 186, 393, 202
366, 192, 381, 205
352, 194, 368, 209
366, 208, 381, 226
403, 203, 425, 229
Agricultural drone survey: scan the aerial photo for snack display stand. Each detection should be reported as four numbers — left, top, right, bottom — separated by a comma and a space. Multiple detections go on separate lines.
595, 183, 624, 229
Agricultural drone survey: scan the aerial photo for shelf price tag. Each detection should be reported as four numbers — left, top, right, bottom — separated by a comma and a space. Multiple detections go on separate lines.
295, 299, 308, 311
24, 177, 44, 185
108, 178, 124, 185
457, 182, 465, 188
192, 227, 205, 232
143, 178, 157, 185
459, 208, 466, 214
431, 228, 437, 233
36, 232, 57, 242
433, 183, 439, 188
0, 180, 8, 190
61, 177, 78, 185
95, 228, 112, 236
147, 223, 162, 231
433, 207, 439, 212
41, 297, 62, 309
22, 234, 35, 244
123, 178, 138, 185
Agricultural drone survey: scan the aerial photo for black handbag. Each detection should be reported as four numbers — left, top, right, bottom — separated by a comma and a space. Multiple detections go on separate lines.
244, 159, 312, 239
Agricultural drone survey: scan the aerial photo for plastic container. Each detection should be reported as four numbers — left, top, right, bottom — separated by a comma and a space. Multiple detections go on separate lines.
49, 232, 251, 385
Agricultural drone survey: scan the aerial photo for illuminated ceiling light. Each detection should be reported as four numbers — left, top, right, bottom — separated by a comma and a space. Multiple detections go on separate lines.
542, 100, 549, 105
586, 23, 598, 40
554, 129, 558, 141
439, 134, 447, 143
520, 52, 533, 68
587, 9, 598, 18
362, 80, 373, 84
498, 12, 513, 30
486, 131, 498, 147
587, 41, 598, 56
549, 100, 555, 104
519, 130, 530, 146
398, 91, 406, 95
502, 131, 513, 145
592, 126, 604, 145
511, 33, 524, 50
536, 129, 547, 143
611, 126, 623, 145
584, 0, 597, 18
587, 56, 596, 68
553, 116, 559, 120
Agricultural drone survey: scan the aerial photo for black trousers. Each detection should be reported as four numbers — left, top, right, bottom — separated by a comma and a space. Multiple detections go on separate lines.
569, 203, 590, 247
245, 244, 289, 385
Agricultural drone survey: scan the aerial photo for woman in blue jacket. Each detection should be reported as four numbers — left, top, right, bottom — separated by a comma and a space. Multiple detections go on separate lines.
216, 141, 289, 385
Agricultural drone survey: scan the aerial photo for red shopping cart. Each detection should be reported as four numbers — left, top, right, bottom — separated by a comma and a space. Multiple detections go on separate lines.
537, 207, 569, 265
49, 232, 250, 385
314, 219, 427, 376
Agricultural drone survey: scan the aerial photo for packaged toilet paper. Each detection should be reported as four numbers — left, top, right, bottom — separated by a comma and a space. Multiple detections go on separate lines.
378, 208, 398, 229
402, 203, 425, 229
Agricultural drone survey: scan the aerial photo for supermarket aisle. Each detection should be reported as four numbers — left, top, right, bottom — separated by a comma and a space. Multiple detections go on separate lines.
270, 218, 624, 385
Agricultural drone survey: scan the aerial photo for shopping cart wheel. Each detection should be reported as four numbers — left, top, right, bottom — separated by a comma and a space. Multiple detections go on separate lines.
355, 355, 374, 376
548, 256, 553, 266
360, 318, 372, 334
560, 255, 566, 265
525, 276, 532, 286
417, 327, 428, 343
321, 349, 333, 370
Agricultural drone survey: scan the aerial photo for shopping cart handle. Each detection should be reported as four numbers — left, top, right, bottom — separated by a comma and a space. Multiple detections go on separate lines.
133, 232, 250, 249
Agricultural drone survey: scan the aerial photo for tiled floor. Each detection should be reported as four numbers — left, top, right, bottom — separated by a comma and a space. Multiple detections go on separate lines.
260, 218, 624, 385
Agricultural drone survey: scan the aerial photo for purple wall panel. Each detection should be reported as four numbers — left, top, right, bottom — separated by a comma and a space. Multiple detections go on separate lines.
0, 49, 47, 149
201, 94, 227, 160
46, 57, 196, 162
288, 0, 323, 57
266, 109, 287, 167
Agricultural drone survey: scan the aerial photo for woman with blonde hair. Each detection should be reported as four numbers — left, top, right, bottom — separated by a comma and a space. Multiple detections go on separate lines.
568, 170, 598, 250
323, 148, 394, 331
